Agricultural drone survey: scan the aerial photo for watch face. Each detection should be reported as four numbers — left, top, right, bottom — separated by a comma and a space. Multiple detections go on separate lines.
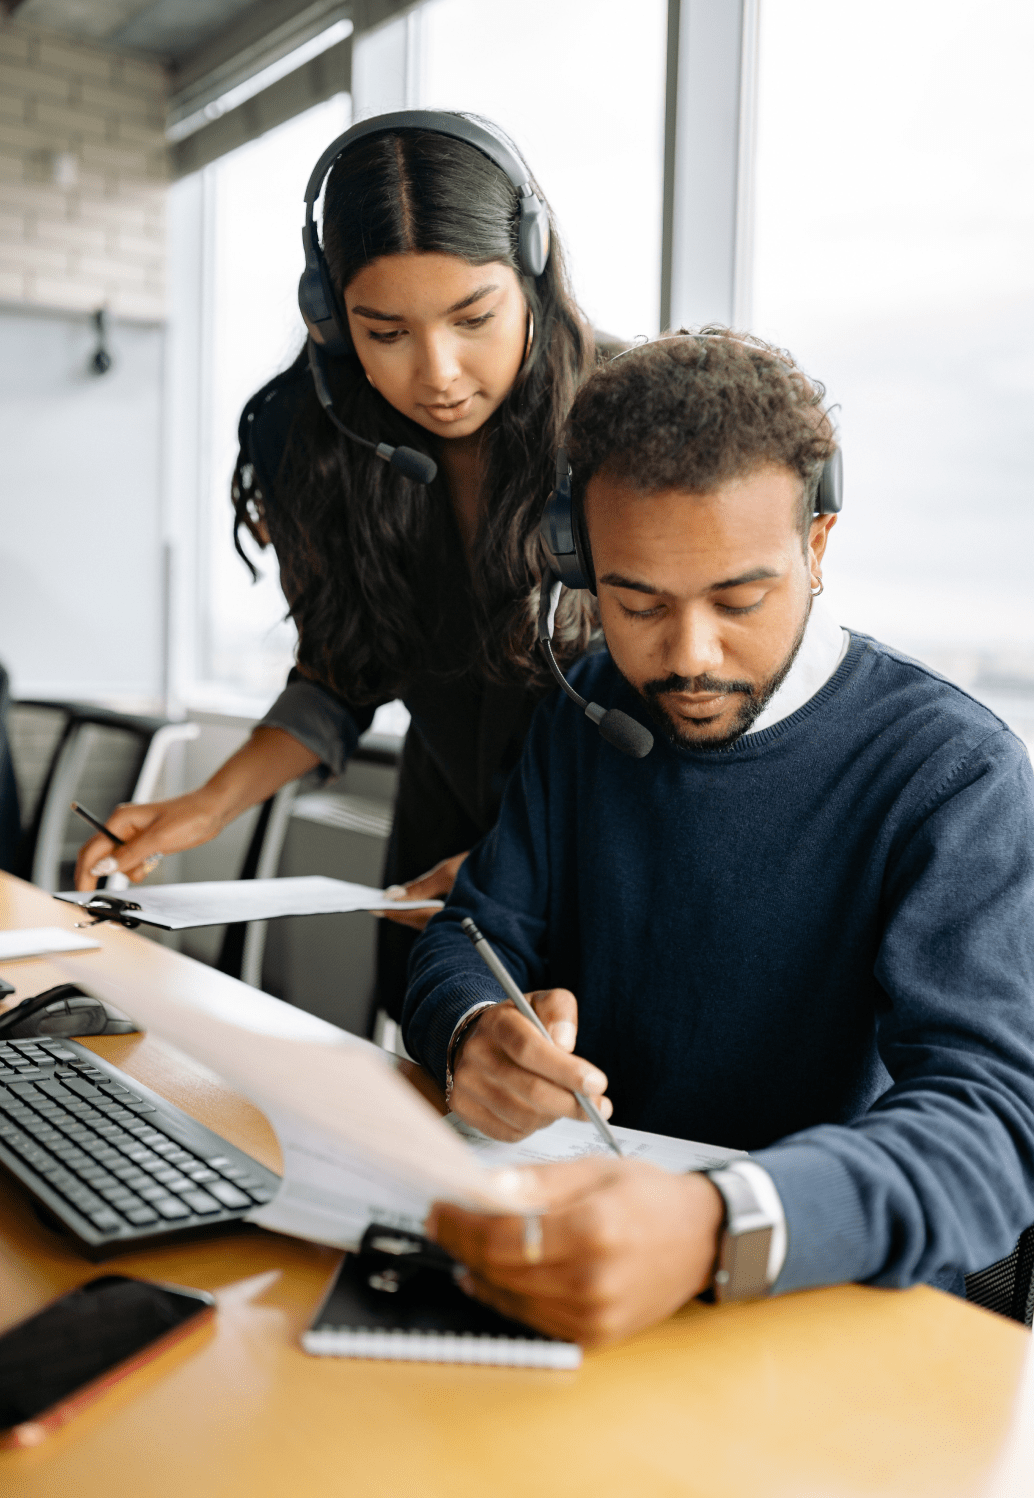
708, 1169, 776, 1302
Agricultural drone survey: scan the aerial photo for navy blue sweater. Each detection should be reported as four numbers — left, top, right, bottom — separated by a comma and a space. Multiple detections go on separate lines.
403, 635, 1034, 1295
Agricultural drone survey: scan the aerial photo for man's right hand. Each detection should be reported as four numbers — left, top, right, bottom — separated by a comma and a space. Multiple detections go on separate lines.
449, 989, 612, 1142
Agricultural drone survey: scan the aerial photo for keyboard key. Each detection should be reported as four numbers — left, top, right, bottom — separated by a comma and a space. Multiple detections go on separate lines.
164, 1149, 195, 1165
125, 1206, 160, 1225
246, 1186, 277, 1203
101, 1186, 138, 1206
67, 1187, 103, 1210
207, 1181, 250, 1209
154, 1197, 191, 1220
138, 1184, 172, 1203
186, 1167, 220, 1183
151, 1167, 182, 1184
64, 1079, 104, 1101
181, 1190, 221, 1214
124, 1101, 156, 1113
87, 1209, 122, 1231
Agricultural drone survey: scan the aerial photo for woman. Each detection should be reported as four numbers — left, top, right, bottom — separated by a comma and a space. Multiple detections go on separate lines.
75, 111, 599, 1022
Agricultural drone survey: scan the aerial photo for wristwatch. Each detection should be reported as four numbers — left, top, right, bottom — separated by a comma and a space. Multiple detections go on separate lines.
706, 1165, 782, 1302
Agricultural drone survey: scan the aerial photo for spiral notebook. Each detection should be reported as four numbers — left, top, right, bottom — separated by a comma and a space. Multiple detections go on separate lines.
303, 1227, 581, 1368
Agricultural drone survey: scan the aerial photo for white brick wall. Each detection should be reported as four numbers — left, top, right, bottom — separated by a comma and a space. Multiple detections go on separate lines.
0, 19, 168, 320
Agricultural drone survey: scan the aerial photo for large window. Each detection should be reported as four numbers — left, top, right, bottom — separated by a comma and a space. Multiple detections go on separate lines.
196, 95, 350, 703
751, 0, 1034, 741
419, 0, 667, 343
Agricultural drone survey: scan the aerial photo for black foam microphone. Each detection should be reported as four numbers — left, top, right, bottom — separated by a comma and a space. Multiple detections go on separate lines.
306, 339, 438, 485
537, 574, 654, 759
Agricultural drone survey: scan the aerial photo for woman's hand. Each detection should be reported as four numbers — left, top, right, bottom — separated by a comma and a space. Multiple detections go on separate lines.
449, 990, 612, 1141
379, 851, 469, 931
427, 1157, 725, 1348
73, 725, 320, 890
74, 790, 228, 890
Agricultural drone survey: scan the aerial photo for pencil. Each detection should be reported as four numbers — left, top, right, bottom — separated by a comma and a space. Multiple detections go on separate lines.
70, 802, 126, 847
460, 917, 623, 1157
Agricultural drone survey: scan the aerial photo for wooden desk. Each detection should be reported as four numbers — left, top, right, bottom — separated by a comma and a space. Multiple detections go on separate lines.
1, 873, 1031, 1498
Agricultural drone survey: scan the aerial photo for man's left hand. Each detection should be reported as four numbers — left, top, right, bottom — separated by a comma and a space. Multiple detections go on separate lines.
426, 1157, 725, 1348
378, 852, 469, 931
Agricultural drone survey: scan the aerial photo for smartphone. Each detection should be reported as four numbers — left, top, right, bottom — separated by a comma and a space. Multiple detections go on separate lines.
0, 1275, 215, 1448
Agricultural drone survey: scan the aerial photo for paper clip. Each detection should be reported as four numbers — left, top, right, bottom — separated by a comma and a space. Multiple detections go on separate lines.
73, 894, 143, 930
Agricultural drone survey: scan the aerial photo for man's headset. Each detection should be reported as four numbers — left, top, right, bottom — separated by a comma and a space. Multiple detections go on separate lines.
297, 109, 551, 487
536, 334, 845, 760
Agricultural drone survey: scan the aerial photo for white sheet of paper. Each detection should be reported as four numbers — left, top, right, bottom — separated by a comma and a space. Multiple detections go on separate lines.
51, 946, 535, 1250
449, 1116, 746, 1173
0, 927, 101, 961
55, 876, 442, 930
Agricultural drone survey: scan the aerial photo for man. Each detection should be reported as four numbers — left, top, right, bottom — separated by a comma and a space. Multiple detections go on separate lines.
403, 331, 1034, 1347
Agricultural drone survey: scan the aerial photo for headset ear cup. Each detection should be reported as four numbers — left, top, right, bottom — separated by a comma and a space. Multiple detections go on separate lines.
317, 257, 352, 357
539, 478, 590, 591
816, 448, 843, 515
518, 196, 550, 278
573, 496, 596, 595
298, 228, 353, 358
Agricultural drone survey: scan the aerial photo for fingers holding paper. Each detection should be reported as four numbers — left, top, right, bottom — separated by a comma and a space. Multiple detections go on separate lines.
449, 989, 613, 1142
378, 852, 469, 930
427, 1158, 724, 1347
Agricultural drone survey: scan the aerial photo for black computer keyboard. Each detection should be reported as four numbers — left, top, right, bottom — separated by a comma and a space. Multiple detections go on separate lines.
0, 1036, 280, 1259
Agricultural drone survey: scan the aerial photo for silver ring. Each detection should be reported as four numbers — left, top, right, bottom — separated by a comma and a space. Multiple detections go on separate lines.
141, 852, 164, 875
522, 1213, 543, 1265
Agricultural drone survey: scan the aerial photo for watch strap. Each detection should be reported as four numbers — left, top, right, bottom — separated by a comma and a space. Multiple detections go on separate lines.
707, 1167, 775, 1302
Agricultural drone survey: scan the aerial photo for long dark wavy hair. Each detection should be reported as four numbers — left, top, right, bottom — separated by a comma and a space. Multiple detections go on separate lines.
231, 120, 597, 704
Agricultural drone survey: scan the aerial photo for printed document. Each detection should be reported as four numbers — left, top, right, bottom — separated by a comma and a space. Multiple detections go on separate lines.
53, 944, 742, 1251
0, 927, 101, 961
55, 876, 441, 931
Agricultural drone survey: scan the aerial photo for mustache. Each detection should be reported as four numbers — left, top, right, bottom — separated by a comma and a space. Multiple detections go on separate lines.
641, 673, 757, 701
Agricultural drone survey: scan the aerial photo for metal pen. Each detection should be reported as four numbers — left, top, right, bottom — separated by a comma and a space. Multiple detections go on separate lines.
70, 802, 126, 846
460, 917, 623, 1157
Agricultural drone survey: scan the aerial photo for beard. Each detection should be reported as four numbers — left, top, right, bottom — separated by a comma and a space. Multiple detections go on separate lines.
632, 602, 811, 752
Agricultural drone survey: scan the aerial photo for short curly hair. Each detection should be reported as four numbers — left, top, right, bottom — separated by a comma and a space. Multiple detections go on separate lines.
566, 327, 837, 538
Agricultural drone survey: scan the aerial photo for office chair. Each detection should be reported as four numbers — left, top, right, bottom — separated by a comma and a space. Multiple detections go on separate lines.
7, 700, 198, 891
965, 1224, 1034, 1327
216, 779, 302, 988
0, 665, 19, 874
216, 736, 401, 1029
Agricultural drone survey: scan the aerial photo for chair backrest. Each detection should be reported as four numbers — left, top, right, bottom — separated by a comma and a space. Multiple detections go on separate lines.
0, 665, 19, 874
965, 1223, 1034, 1327
8, 700, 197, 891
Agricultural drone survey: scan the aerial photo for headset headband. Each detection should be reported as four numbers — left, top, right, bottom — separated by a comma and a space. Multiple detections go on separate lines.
305, 110, 534, 218
302, 109, 550, 281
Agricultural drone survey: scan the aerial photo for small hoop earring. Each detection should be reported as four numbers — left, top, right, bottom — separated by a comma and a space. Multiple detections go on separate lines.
523, 310, 535, 363
811, 579, 824, 597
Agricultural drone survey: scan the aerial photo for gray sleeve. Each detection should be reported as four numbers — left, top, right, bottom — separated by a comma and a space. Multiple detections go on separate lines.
258, 679, 367, 776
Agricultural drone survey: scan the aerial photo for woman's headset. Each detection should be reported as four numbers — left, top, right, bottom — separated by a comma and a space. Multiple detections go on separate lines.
296, 110, 550, 485
535, 334, 845, 759
299, 109, 550, 357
